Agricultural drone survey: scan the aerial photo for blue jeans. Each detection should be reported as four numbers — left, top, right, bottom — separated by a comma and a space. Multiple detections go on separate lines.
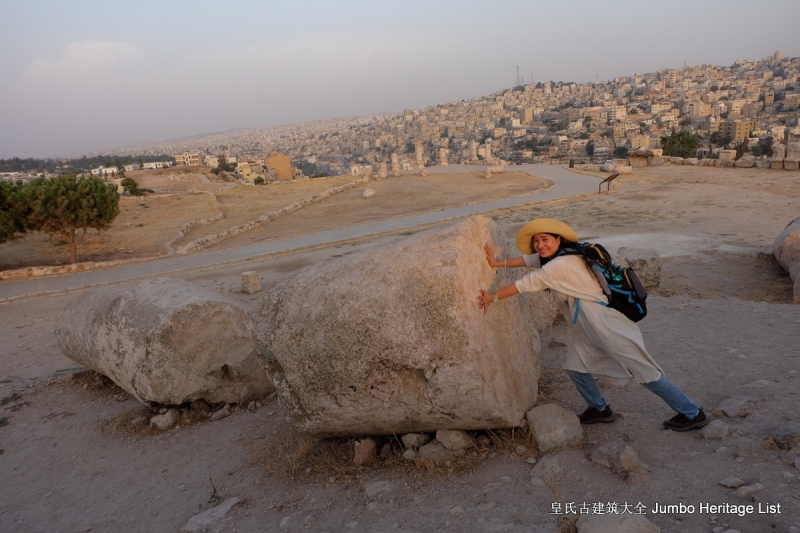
567, 370, 699, 418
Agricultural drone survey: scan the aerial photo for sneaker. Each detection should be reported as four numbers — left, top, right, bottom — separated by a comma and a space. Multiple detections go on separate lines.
578, 405, 615, 424
663, 408, 709, 432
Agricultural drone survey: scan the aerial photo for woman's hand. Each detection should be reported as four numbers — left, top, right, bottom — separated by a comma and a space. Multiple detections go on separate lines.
477, 289, 494, 314
484, 243, 500, 268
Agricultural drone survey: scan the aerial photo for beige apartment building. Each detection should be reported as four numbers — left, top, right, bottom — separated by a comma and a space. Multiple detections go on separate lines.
237, 161, 266, 182
174, 152, 202, 166
719, 119, 754, 142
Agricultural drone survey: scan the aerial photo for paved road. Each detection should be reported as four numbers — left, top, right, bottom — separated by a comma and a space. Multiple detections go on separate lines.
0, 165, 599, 301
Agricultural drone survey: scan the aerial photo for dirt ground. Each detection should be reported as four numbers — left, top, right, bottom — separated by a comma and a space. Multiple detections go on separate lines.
0, 170, 548, 270
1, 165, 800, 533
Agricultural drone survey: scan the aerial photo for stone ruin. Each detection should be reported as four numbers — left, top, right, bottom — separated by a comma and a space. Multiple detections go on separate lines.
773, 216, 800, 303
55, 278, 273, 407
256, 216, 542, 436
438, 147, 448, 166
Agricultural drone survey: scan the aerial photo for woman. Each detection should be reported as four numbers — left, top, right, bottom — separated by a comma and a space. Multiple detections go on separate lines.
477, 218, 709, 432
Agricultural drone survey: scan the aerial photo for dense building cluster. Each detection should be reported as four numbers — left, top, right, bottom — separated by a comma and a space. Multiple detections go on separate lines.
115, 51, 800, 176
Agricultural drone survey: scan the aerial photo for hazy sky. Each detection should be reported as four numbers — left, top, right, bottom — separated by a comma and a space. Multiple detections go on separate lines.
1, 0, 799, 159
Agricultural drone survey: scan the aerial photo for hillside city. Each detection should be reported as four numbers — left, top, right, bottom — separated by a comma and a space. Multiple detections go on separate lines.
3, 51, 800, 182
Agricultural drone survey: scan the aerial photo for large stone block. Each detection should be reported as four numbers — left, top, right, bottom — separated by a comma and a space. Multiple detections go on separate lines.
56, 278, 272, 406
718, 150, 737, 162
615, 247, 661, 292
787, 142, 800, 160
734, 154, 757, 168
784, 159, 800, 171
773, 217, 800, 302
628, 155, 648, 168
773, 217, 800, 271
257, 216, 540, 436
526, 403, 583, 452
771, 143, 787, 160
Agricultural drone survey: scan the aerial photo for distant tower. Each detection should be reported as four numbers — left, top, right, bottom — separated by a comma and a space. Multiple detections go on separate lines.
516, 66, 520, 87
774, 50, 785, 60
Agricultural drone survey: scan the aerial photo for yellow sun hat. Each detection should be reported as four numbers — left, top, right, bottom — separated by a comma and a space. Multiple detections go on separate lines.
515, 218, 579, 254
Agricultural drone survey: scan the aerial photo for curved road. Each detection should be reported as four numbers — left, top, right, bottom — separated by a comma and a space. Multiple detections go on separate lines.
0, 165, 599, 301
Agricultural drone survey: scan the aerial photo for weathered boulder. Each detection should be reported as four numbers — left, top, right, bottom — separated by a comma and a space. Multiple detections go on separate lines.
669, 157, 684, 165
774, 217, 800, 270
615, 247, 662, 292
685, 157, 699, 165
362, 188, 376, 198
718, 150, 737, 162
773, 217, 800, 302
576, 514, 660, 533
56, 278, 272, 406
526, 403, 583, 452
734, 154, 757, 168
257, 216, 540, 435
646, 156, 665, 167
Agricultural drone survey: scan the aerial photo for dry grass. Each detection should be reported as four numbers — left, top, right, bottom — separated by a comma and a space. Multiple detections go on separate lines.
248, 421, 543, 488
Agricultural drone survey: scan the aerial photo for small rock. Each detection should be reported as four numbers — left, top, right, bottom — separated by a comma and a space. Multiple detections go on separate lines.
436, 429, 473, 451
484, 170, 492, 179
474, 501, 496, 511
210, 405, 231, 421
735, 483, 764, 500
772, 424, 800, 449
526, 403, 583, 452
363, 479, 393, 498
150, 408, 180, 430
712, 527, 724, 533
247, 401, 257, 412
362, 188, 376, 199
531, 455, 563, 483
449, 506, 464, 516
401, 433, 431, 449
419, 170, 427, 177
719, 397, 759, 418
181, 497, 239, 532
476, 435, 491, 447
402, 449, 416, 460
354, 438, 377, 466
701, 419, 730, 440
515, 445, 528, 454
241, 271, 262, 294
589, 440, 645, 473
190, 399, 211, 412
417, 440, 454, 463
526, 457, 537, 465
718, 477, 746, 489
626, 472, 651, 486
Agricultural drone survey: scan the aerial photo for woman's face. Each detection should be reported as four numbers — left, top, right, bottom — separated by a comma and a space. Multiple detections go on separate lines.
532, 233, 562, 258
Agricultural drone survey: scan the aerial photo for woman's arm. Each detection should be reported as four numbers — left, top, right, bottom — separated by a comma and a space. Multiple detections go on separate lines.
483, 243, 527, 268
477, 283, 520, 314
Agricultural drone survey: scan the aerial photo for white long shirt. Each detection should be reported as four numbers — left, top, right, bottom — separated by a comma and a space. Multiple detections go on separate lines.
515, 253, 663, 383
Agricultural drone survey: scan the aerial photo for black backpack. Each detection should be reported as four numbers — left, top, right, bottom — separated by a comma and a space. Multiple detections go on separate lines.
555, 242, 648, 322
